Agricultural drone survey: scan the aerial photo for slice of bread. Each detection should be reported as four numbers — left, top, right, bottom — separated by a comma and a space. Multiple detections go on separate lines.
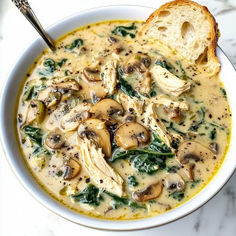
139, 0, 220, 76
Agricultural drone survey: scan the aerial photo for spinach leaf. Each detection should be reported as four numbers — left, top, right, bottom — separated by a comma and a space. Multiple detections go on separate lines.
189, 107, 205, 132
112, 23, 137, 38
104, 191, 145, 210
155, 60, 174, 71
72, 184, 103, 206
132, 154, 161, 174
210, 128, 217, 140
169, 191, 185, 201
167, 122, 186, 137
57, 58, 67, 68
66, 38, 83, 50
117, 67, 140, 99
190, 179, 201, 189
176, 60, 190, 80
43, 58, 56, 73
127, 175, 139, 186
23, 125, 43, 146
110, 133, 173, 174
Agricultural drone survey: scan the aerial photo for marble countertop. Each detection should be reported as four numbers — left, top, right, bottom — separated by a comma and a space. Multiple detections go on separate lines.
0, 0, 235, 235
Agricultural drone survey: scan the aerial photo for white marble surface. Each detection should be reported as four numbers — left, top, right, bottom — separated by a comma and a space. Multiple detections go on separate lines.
0, 0, 236, 235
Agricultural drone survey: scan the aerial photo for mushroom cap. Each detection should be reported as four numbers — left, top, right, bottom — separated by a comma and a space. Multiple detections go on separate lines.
45, 131, 64, 149
177, 141, 215, 164
90, 98, 124, 124
133, 181, 163, 202
77, 118, 111, 158
63, 158, 81, 180
83, 67, 101, 82
165, 173, 185, 193
115, 122, 150, 150
124, 53, 151, 74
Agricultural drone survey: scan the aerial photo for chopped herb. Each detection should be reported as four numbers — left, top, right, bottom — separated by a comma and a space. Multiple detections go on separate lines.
72, 184, 103, 206
111, 23, 137, 38
189, 107, 205, 132
190, 179, 201, 189
129, 201, 146, 210
166, 165, 180, 173
169, 191, 185, 201
220, 87, 227, 98
57, 58, 67, 67
66, 38, 83, 50
127, 176, 139, 186
23, 125, 43, 146
117, 67, 140, 99
23, 86, 34, 101
210, 128, 217, 140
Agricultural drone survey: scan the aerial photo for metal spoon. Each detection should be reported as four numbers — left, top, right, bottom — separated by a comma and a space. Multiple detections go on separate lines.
12, 0, 56, 51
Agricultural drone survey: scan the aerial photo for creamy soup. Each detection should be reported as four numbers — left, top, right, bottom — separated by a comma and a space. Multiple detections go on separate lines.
16, 20, 231, 220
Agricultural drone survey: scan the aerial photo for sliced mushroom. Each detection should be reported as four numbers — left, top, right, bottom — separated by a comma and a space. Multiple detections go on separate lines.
179, 163, 194, 181
133, 182, 163, 202
53, 80, 80, 91
115, 122, 150, 150
78, 137, 124, 196
78, 118, 111, 157
108, 35, 118, 44
60, 103, 92, 132
124, 53, 151, 74
151, 65, 191, 96
37, 87, 61, 108
45, 131, 64, 149
177, 141, 215, 164
83, 67, 101, 82
101, 60, 117, 95
26, 100, 45, 124
165, 173, 185, 193
90, 98, 124, 125
209, 142, 219, 154
63, 158, 81, 180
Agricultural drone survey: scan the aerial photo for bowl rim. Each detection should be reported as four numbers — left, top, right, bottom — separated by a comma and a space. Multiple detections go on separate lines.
0, 4, 236, 231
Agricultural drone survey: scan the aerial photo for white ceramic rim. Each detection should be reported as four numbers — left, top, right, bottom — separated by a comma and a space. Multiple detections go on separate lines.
0, 5, 236, 231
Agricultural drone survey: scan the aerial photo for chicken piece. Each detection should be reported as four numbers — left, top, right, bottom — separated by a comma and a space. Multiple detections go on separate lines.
151, 65, 191, 96
153, 95, 189, 120
78, 138, 124, 197
117, 91, 144, 116
102, 60, 117, 95
143, 103, 172, 147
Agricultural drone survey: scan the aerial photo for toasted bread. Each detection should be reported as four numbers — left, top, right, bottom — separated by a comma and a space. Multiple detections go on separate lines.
139, 0, 220, 76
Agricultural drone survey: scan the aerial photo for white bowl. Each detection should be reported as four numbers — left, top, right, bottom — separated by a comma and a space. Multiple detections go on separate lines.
0, 5, 235, 231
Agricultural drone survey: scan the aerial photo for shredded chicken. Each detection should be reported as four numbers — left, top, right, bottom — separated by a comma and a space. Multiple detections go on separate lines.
151, 65, 191, 96
117, 91, 144, 116
78, 138, 124, 197
102, 60, 117, 95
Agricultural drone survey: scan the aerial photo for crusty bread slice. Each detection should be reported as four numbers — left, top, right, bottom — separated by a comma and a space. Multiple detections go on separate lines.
139, 0, 220, 76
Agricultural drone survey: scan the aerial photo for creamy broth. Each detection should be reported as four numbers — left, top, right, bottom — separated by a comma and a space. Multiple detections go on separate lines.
16, 21, 231, 220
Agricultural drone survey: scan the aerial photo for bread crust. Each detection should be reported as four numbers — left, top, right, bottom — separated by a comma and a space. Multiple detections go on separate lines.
140, 0, 220, 75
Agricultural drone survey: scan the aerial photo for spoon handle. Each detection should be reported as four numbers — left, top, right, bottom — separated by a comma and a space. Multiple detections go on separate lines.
12, 0, 56, 51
